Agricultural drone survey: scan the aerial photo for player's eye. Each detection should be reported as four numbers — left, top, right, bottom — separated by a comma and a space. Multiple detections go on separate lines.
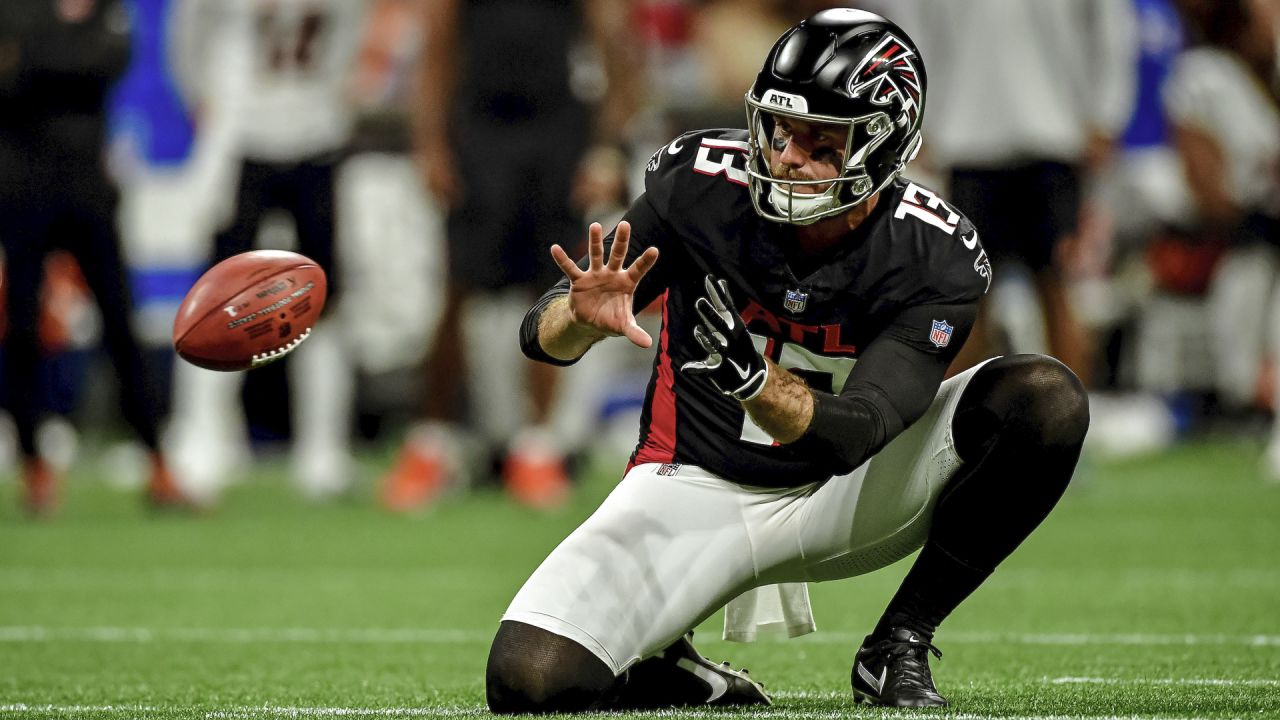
812, 146, 840, 164
770, 134, 788, 152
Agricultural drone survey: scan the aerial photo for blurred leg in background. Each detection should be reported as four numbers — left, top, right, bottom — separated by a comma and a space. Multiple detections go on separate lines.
166, 0, 370, 502
380, 0, 640, 511
168, 157, 355, 501
0, 0, 188, 515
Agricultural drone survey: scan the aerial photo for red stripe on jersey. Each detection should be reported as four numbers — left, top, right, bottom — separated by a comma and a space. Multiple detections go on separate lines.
633, 292, 677, 466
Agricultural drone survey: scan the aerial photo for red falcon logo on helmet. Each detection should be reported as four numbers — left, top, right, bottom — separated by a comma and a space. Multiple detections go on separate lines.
847, 35, 922, 127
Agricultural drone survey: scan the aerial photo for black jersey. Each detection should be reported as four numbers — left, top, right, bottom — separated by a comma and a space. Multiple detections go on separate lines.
457, 0, 584, 123
525, 129, 992, 488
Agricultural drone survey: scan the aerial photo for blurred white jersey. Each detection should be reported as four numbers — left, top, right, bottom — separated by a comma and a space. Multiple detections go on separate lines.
889, 0, 1137, 167
1164, 47, 1280, 219
175, 0, 368, 162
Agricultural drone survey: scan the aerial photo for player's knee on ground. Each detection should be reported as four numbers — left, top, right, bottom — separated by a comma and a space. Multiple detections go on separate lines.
486, 621, 615, 714
954, 354, 1090, 469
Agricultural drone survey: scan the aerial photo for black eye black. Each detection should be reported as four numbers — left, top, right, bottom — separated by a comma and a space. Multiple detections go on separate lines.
812, 147, 838, 161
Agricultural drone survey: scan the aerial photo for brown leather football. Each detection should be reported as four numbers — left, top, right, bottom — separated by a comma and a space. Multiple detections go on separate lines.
173, 250, 327, 371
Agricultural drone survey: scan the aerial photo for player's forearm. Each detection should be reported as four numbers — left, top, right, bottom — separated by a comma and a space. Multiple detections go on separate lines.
741, 360, 815, 444
535, 296, 610, 362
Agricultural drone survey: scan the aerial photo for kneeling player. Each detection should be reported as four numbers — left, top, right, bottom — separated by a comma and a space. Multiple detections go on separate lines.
487, 10, 1088, 712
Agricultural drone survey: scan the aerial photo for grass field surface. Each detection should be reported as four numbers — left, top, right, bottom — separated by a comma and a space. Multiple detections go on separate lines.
1, 439, 1278, 719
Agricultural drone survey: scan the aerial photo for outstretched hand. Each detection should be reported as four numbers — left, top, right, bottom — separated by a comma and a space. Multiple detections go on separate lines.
550, 221, 660, 348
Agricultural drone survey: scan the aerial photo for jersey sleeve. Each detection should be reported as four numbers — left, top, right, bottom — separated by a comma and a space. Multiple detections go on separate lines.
791, 299, 978, 475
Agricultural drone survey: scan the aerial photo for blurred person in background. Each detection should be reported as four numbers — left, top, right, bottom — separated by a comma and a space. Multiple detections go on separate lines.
890, 0, 1137, 384
379, 0, 642, 511
0, 0, 188, 515
1164, 0, 1280, 473
165, 0, 369, 501
1068, 0, 1191, 458
686, 0, 790, 127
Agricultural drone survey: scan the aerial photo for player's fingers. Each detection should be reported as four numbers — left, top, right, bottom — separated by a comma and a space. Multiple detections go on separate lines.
587, 222, 604, 269
715, 278, 734, 308
695, 297, 732, 338
704, 275, 728, 315
550, 244, 583, 281
623, 319, 652, 349
606, 221, 630, 271
627, 247, 660, 283
693, 325, 721, 355
680, 360, 710, 375
694, 297, 718, 330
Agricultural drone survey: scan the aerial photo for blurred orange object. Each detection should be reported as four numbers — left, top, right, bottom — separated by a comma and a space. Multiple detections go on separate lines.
1145, 232, 1227, 296
379, 440, 451, 512
0, 250, 94, 352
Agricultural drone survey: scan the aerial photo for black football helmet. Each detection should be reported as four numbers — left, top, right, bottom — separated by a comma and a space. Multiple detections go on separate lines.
746, 9, 926, 225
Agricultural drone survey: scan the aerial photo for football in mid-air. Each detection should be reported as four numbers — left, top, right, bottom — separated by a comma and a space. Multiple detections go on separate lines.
173, 250, 327, 371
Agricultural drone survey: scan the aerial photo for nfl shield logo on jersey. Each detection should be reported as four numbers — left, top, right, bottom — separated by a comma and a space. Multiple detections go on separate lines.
929, 319, 954, 348
783, 288, 808, 314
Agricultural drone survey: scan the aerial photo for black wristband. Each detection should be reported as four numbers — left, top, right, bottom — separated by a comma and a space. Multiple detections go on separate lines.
518, 288, 578, 367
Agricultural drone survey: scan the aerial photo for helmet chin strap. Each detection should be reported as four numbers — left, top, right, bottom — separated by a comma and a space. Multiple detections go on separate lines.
768, 182, 840, 223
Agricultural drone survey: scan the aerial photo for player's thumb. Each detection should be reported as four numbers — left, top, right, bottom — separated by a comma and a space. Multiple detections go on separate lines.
624, 321, 653, 349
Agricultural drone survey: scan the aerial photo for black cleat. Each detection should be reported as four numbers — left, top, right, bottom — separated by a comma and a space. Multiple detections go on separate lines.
615, 632, 772, 709
851, 627, 948, 708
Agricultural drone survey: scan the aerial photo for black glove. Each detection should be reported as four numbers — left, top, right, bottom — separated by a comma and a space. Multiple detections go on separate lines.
680, 275, 769, 401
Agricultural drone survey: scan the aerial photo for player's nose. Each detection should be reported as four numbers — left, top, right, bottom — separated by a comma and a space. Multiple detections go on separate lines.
776, 138, 809, 169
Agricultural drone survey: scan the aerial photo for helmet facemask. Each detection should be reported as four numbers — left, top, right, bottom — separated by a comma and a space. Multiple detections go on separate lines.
745, 95, 908, 226
744, 11, 928, 226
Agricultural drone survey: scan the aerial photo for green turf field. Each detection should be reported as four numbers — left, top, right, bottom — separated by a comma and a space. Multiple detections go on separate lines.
2, 439, 1278, 719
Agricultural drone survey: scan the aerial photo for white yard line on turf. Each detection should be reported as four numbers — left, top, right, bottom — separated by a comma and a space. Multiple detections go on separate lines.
1052, 677, 1280, 687
0, 707, 163, 714
811, 631, 1280, 647
0, 707, 1222, 720
0, 626, 483, 643
3, 626, 1278, 647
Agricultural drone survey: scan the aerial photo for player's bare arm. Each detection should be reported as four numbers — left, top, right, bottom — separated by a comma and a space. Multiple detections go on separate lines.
742, 361, 815, 444
538, 221, 660, 361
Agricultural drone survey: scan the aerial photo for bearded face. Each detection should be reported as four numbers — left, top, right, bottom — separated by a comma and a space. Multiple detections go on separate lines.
766, 115, 850, 194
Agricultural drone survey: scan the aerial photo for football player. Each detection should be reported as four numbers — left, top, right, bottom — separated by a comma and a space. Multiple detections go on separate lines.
488, 9, 1089, 712
166, 0, 368, 500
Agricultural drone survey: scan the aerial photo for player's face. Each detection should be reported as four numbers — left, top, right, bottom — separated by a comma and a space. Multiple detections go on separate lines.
767, 116, 849, 193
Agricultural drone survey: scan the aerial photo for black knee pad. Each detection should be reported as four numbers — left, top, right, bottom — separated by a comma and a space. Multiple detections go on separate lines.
486, 621, 615, 714
953, 354, 1090, 462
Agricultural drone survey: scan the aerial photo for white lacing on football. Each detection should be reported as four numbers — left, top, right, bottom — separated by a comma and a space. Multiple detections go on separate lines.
250, 327, 313, 367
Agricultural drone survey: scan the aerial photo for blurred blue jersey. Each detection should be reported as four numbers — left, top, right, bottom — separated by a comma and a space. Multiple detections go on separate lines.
108, 0, 195, 168
1121, 0, 1184, 149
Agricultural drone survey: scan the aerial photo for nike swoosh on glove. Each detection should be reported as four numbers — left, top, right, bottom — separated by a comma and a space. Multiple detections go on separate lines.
680, 275, 769, 401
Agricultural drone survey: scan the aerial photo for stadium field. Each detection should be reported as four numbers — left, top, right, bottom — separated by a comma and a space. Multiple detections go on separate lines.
1, 439, 1278, 719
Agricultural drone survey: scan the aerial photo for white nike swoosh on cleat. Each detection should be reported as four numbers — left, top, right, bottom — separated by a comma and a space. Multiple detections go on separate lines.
677, 658, 729, 702
857, 662, 887, 695
668, 139, 684, 155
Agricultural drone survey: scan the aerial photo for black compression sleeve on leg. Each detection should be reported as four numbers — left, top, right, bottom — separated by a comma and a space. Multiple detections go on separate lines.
873, 354, 1089, 640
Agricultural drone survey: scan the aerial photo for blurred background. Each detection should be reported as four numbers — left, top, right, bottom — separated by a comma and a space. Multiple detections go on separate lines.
0, 0, 1277, 508
0, 1, 1278, 716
